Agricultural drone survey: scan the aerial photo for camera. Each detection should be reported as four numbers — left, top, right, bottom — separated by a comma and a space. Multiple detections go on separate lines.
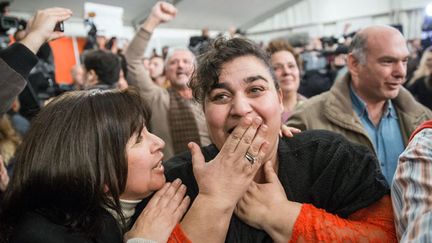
0, 15, 18, 32
54, 21, 64, 32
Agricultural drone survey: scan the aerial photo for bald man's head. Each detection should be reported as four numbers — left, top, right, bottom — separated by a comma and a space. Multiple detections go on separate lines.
349, 25, 406, 64
347, 25, 409, 104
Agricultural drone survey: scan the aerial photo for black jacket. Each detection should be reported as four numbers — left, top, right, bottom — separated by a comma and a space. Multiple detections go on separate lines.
0, 43, 37, 116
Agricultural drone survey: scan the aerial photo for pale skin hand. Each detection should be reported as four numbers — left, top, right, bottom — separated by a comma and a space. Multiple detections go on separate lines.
124, 179, 190, 243
280, 124, 301, 137
235, 160, 302, 243
180, 115, 269, 243
190, 116, 268, 208
0, 155, 9, 192
142, 2, 177, 33
20, 7, 72, 54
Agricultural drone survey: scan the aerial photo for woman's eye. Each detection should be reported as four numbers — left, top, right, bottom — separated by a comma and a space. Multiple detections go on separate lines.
249, 87, 265, 95
273, 66, 283, 71
210, 92, 230, 103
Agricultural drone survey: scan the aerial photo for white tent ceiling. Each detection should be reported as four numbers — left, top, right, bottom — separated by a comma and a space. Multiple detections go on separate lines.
9, 0, 302, 31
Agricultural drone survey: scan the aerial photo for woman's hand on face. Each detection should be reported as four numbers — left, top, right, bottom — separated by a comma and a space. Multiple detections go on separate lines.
234, 160, 290, 231
124, 179, 190, 243
188, 115, 269, 210
279, 124, 301, 138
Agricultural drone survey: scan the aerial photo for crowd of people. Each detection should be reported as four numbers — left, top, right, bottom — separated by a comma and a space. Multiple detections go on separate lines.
0, 1, 432, 242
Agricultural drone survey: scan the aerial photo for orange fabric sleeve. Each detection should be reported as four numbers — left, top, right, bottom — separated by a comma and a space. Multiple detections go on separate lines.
167, 224, 192, 243
290, 195, 397, 243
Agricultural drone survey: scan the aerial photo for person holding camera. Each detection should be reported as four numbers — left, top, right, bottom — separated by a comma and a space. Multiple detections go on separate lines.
0, 7, 72, 116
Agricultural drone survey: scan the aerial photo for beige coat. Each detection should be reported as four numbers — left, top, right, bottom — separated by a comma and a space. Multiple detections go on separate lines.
287, 74, 432, 154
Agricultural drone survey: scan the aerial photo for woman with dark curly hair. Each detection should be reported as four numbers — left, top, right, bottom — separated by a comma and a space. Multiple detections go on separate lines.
135, 37, 397, 242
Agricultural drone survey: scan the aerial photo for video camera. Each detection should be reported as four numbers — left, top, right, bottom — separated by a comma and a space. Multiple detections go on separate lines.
320, 36, 338, 46
0, 14, 18, 31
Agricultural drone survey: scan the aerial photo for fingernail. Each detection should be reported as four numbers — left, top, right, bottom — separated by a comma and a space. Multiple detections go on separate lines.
173, 178, 181, 185
254, 117, 262, 125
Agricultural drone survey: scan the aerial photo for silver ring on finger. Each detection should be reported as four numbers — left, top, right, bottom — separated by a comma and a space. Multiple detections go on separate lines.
245, 151, 258, 165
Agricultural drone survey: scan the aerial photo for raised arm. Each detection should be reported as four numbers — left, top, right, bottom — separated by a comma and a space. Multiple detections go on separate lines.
125, 2, 176, 95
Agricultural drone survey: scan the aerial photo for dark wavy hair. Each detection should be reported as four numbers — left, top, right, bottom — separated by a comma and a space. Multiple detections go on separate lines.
0, 88, 151, 240
190, 37, 278, 105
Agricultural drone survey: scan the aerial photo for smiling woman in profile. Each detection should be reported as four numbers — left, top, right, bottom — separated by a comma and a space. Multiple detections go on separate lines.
0, 89, 190, 243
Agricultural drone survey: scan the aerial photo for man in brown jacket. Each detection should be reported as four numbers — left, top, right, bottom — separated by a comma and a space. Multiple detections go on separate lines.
288, 25, 432, 184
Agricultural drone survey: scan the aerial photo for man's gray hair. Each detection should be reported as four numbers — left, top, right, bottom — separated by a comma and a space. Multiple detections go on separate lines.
349, 32, 368, 64
164, 47, 197, 67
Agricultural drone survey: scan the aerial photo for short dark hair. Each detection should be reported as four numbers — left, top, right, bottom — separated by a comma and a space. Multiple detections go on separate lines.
266, 39, 302, 69
1, 88, 151, 238
83, 50, 121, 86
190, 37, 278, 105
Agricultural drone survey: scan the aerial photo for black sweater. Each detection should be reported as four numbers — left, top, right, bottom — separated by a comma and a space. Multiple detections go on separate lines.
134, 130, 389, 242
